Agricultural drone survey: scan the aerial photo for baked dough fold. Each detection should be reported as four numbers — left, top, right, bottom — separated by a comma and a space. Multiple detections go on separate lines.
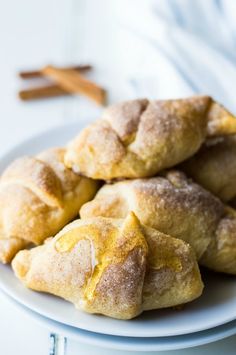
12, 213, 203, 319
0, 148, 99, 263
65, 96, 236, 180
181, 136, 236, 202
80, 171, 236, 274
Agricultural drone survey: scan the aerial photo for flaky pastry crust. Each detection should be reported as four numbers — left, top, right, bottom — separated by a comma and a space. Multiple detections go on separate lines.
181, 135, 236, 202
0, 148, 99, 263
65, 96, 236, 180
12, 213, 203, 319
81, 171, 236, 274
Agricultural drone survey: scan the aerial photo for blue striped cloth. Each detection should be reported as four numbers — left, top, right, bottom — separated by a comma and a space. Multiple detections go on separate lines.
106, 0, 236, 112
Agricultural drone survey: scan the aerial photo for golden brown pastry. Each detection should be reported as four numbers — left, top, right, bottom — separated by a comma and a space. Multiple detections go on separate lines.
0, 148, 99, 264
181, 135, 236, 202
12, 212, 203, 320
80, 171, 236, 274
65, 96, 236, 180
0, 238, 30, 266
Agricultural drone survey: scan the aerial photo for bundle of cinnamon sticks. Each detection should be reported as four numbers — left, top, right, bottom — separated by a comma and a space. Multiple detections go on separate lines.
18, 64, 106, 106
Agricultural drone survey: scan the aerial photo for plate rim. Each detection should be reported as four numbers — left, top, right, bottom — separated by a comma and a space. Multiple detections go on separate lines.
2, 289, 236, 352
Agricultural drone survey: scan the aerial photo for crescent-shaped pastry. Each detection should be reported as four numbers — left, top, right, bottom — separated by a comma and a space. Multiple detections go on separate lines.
65, 96, 236, 180
12, 213, 203, 320
80, 171, 236, 274
181, 135, 236, 202
0, 148, 99, 263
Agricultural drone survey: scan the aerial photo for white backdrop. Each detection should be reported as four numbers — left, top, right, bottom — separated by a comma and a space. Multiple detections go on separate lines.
0, 0, 235, 354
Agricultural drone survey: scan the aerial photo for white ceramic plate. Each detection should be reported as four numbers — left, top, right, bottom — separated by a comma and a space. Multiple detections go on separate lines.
2, 289, 236, 352
0, 123, 236, 338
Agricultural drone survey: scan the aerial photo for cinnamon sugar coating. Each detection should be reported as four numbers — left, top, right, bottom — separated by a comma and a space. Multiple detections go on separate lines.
65, 96, 236, 180
182, 135, 236, 202
12, 213, 203, 319
81, 170, 236, 274
0, 147, 99, 263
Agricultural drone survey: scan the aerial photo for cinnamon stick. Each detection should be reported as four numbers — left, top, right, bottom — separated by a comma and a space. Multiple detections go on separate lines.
19, 85, 68, 101
42, 65, 106, 106
19, 64, 92, 79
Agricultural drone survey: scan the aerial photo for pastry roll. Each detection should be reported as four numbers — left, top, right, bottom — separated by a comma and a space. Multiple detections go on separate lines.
80, 171, 236, 274
181, 135, 236, 202
12, 212, 203, 320
65, 96, 236, 180
0, 148, 99, 263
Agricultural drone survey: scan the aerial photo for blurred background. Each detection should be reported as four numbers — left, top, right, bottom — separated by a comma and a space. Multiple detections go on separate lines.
1, 0, 236, 155
0, 0, 236, 354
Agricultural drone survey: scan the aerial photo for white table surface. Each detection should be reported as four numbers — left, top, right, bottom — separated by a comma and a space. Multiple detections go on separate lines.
0, 0, 235, 354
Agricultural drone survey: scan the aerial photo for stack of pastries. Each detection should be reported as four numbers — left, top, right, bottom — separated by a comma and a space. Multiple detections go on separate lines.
1, 95, 236, 319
